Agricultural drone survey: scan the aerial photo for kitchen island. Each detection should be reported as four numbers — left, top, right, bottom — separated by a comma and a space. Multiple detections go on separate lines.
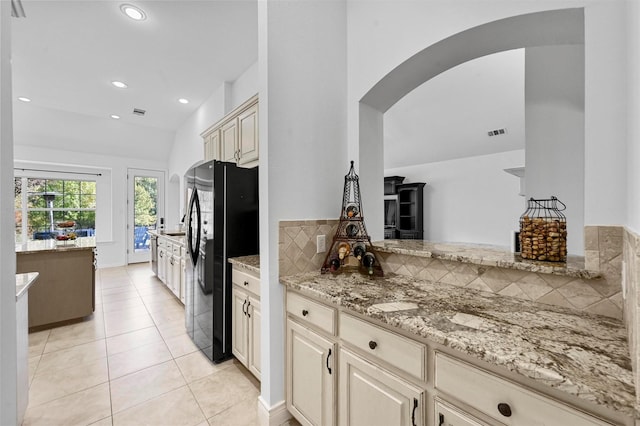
16, 237, 96, 330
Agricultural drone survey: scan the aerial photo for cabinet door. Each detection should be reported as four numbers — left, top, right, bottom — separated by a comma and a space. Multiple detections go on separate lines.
180, 258, 186, 304
166, 253, 175, 291
339, 348, 424, 426
209, 130, 220, 160
231, 288, 248, 366
220, 119, 238, 163
238, 103, 258, 165
287, 319, 336, 426
158, 248, 166, 283
248, 296, 261, 380
204, 137, 212, 161
171, 255, 181, 298
435, 400, 484, 426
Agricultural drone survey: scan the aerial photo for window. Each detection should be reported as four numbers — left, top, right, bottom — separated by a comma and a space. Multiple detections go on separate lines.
14, 177, 97, 243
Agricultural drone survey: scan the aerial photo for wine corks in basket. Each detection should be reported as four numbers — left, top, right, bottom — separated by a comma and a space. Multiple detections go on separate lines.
519, 197, 567, 262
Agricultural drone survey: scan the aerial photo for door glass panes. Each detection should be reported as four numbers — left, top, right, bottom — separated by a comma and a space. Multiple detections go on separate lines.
15, 178, 22, 243
133, 176, 158, 252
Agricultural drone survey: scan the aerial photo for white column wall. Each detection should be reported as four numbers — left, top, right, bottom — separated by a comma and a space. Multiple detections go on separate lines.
258, 0, 347, 409
347, 1, 628, 240
0, 2, 17, 424
525, 45, 585, 255
627, 0, 640, 234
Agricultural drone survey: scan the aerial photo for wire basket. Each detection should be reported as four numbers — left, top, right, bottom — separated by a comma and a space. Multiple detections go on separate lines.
519, 196, 567, 262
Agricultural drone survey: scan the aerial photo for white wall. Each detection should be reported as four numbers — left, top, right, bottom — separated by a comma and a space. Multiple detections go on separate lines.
525, 45, 584, 255
258, 0, 347, 411
166, 61, 259, 221
385, 150, 524, 247
0, 3, 17, 424
628, 1, 640, 234
347, 1, 628, 244
14, 145, 166, 268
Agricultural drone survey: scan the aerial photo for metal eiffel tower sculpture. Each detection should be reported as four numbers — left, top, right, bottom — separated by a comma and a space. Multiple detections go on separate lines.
321, 161, 384, 277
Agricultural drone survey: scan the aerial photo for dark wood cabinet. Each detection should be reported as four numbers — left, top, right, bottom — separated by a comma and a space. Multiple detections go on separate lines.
384, 178, 425, 240
397, 183, 425, 240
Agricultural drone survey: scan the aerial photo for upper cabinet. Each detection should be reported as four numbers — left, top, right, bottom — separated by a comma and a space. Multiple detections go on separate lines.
201, 95, 259, 168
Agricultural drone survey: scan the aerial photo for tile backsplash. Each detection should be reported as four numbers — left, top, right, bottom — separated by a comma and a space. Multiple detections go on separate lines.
279, 221, 624, 319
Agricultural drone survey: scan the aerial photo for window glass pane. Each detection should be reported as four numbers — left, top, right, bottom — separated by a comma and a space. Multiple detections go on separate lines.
134, 177, 158, 227
81, 194, 96, 209
76, 211, 96, 231
14, 178, 22, 209
81, 181, 96, 194
46, 180, 64, 193
28, 211, 50, 236
27, 179, 45, 194
27, 195, 46, 209
64, 194, 80, 208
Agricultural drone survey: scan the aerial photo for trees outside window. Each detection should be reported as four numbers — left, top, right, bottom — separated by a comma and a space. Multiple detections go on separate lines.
14, 177, 97, 242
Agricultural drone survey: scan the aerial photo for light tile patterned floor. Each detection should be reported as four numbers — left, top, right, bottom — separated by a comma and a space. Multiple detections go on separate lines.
23, 263, 260, 426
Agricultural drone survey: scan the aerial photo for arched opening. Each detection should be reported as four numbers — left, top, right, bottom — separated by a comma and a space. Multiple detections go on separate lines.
359, 8, 585, 254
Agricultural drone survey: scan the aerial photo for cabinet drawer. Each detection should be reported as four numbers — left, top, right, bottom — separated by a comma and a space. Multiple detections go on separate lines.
339, 313, 426, 381
232, 268, 260, 297
171, 244, 181, 255
287, 291, 336, 336
158, 238, 167, 248
435, 353, 611, 426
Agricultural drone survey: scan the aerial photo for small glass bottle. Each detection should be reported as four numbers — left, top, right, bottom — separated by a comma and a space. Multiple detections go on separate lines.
352, 242, 366, 260
337, 242, 351, 259
362, 252, 376, 275
329, 257, 341, 272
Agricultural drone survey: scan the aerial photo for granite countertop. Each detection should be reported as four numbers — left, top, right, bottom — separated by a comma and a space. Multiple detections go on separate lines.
16, 272, 39, 300
229, 255, 260, 275
372, 239, 601, 279
280, 270, 635, 417
16, 237, 96, 254
150, 230, 186, 246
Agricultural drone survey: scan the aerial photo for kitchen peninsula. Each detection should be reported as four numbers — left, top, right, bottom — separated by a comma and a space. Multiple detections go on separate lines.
16, 237, 96, 330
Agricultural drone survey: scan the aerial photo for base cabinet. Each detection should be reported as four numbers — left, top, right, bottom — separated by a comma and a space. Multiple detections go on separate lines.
231, 266, 261, 380
339, 348, 424, 426
152, 235, 185, 304
286, 319, 336, 426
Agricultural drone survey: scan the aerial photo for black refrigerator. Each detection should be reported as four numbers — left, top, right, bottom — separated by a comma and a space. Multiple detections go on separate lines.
184, 160, 259, 363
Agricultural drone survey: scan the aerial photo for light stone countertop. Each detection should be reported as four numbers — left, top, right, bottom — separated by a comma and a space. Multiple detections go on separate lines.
229, 255, 260, 275
15, 237, 96, 254
280, 270, 636, 417
16, 272, 39, 300
372, 239, 601, 279
149, 230, 185, 246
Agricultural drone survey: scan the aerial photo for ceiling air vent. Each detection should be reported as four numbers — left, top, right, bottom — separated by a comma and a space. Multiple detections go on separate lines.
132, 108, 146, 116
487, 128, 507, 137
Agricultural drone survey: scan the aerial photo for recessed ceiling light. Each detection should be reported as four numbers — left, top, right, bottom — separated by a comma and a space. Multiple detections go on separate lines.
111, 115, 120, 119
120, 4, 146, 21
17, 97, 31, 102
178, 98, 189, 104
111, 81, 128, 89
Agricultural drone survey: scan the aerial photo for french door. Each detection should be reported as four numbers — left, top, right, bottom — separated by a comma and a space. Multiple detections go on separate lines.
127, 169, 165, 264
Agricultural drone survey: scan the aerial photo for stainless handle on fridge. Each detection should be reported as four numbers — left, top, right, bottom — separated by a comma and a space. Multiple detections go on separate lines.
187, 187, 201, 266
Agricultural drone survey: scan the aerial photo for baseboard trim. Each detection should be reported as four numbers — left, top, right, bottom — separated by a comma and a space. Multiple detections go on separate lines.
257, 396, 292, 426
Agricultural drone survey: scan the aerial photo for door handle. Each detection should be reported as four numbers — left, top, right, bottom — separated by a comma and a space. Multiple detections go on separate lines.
326, 348, 332, 374
247, 301, 251, 318
242, 300, 247, 315
411, 398, 418, 426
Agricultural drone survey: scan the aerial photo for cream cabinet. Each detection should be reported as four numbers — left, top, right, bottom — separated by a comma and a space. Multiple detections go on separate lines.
339, 348, 425, 426
153, 235, 185, 305
287, 318, 336, 426
435, 400, 485, 426
203, 130, 220, 161
285, 289, 619, 426
201, 95, 258, 167
231, 266, 261, 380
434, 354, 611, 426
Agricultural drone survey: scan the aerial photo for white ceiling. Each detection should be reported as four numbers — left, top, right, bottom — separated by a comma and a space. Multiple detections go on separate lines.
384, 48, 525, 169
11, 0, 257, 161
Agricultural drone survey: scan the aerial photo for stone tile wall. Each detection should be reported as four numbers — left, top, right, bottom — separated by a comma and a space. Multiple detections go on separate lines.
279, 220, 339, 276
623, 227, 640, 407
279, 220, 624, 319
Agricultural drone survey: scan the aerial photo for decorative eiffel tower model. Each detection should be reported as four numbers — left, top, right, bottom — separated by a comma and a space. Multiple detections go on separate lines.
321, 161, 384, 277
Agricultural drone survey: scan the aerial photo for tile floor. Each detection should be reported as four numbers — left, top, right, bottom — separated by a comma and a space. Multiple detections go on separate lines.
23, 263, 261, 426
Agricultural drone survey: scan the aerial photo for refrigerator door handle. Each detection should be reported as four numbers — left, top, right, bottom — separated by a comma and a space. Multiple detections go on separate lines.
187, 187, 201, 266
